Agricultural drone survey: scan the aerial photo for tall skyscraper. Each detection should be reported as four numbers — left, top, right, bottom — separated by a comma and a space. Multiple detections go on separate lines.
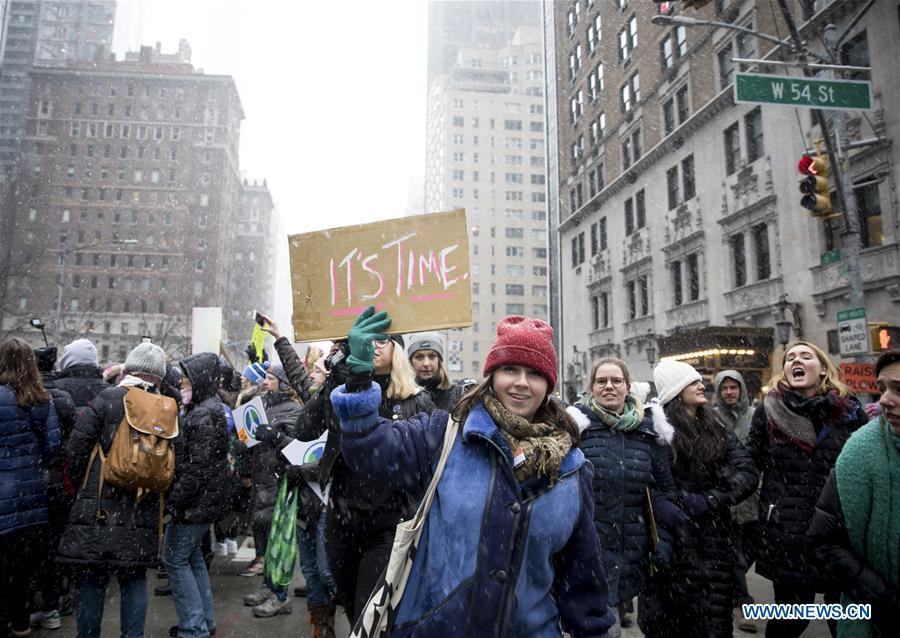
0, 0, 115, 176
427, 0, 541, 88
426, 25, 549, 379
0, 41, 245, 361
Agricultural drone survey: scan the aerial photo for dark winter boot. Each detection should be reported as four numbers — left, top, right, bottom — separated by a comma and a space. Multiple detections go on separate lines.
308, 602, 336, 638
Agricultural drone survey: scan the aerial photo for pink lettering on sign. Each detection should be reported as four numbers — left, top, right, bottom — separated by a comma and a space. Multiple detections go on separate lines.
325, 231, 468, 315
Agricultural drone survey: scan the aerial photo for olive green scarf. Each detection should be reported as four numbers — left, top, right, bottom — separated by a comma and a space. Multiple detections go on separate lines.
482, 393, 572, 483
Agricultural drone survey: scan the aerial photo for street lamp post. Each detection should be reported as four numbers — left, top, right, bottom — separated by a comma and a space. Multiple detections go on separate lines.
53, 239, 137, 344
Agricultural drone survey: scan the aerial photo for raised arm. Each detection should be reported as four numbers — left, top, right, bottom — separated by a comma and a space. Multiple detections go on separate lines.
330, 382, 448, 492
261, 314, 314, 403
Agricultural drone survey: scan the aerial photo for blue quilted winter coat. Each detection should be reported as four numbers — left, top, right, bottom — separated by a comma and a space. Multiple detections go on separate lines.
0, 385, 61, 536
331, 383, 614, 638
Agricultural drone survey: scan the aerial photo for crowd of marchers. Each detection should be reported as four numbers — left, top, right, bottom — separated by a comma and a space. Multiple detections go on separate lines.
1, 307, 898, 638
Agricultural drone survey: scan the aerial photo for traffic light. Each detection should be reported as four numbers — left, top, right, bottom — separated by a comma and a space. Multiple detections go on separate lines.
798, 153, 832, 217
870, 324, 900, 352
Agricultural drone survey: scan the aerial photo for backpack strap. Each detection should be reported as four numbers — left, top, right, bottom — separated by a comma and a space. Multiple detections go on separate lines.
79, 442, 109, 524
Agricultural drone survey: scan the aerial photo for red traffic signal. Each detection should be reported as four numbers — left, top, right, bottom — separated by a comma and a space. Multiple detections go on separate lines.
798, 154, 832, 217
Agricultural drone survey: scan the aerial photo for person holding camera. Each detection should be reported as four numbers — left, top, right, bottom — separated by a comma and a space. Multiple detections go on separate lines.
261, 314, 434, 625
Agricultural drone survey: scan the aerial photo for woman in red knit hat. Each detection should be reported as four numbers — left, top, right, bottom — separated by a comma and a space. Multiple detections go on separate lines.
329, 307, 615, 637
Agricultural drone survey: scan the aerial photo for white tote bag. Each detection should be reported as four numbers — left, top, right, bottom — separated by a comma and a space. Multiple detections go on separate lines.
349, 417, 460, 638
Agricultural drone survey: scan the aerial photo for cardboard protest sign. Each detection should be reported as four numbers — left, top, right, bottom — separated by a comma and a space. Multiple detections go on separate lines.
191, 307, 222, 355
233, 396, 266, 449
288, 209, 472, 341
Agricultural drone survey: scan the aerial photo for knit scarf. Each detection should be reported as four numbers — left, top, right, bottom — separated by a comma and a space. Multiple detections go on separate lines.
586, 395, 644, 432
834, 418, 900, 638
764, 385, 862, 453
482, 393, 572, 483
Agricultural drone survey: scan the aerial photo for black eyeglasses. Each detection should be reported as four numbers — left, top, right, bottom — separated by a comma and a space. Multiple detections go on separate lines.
593, 377, 626, 388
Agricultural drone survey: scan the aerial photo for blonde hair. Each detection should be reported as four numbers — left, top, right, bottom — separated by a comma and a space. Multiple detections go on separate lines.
769, 340, 853, 398
387, 341, 421, 400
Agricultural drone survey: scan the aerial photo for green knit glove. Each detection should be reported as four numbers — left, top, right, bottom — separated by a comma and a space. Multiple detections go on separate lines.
346, 306, 391, 374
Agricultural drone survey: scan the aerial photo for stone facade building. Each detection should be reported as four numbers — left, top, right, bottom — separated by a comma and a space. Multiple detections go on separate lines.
547, 0, 899, 399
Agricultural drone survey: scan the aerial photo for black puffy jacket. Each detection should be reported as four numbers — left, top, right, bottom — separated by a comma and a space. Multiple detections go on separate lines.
575, 405, 679, 606
168, 353, 232, 524
246, 390, 302, 527
58, 384, 163, 569
55, 365, 110, 409
39, 373, 76, 512
747, 391, 866, 590
419, 378, 475, 413
640, 426, 758, 638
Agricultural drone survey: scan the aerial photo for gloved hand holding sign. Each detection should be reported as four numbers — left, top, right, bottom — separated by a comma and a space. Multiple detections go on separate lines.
346, 306, 392, 374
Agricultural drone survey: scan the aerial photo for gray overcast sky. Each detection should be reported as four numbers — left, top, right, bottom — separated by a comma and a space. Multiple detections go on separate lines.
113, 0, 428, 235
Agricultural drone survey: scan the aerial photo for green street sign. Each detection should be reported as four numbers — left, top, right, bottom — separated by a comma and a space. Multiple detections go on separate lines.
735, 72, 872, 111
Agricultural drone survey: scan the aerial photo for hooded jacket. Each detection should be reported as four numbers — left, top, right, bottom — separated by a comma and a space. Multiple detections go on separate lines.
55, 365, 110, 410
59, 381, 164, 568
168, 353, 232, 524
0, 387, 61, 536
570, 402, 680, 606
332, 383, 615, 638
712, 370, 759, 524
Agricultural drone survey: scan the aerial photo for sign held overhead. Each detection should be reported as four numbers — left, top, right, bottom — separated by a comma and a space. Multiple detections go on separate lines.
288, 209, 472, 342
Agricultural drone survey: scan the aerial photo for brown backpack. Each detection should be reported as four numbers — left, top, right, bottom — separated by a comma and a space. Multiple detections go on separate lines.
83, 386, 179, 502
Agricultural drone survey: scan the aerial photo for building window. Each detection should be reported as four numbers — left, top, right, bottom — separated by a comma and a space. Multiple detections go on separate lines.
826, 184, 883, 250
667, 166, 680, 210
571, 233, 585, 268
745, 107, 764, 163
627, 281, 636, 319
724, 122, 741, 176
753, 224, 771, 280
840, 30, 869, 80
505, 284, 524, 296
672, 260, 683, 306
620, 73, 640, 113
618, 15, 638, 62
682, 155, 696, 201
687, 253, 700, 301
717, 43, 735, 89
639, 275, 649, 316
730, 233, 747, 288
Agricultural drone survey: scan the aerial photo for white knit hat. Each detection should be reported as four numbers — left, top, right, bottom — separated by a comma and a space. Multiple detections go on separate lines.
653, 360, 702, 406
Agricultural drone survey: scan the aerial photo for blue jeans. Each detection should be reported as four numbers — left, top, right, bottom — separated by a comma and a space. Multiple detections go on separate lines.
298, 510, 334, 604
75, 568, 147, 638
164, 523, 215, 638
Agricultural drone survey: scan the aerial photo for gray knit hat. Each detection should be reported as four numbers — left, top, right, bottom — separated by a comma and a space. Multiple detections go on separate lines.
58, 338, 99, 370
124, 343, 167, 382
406, 331, 445, 360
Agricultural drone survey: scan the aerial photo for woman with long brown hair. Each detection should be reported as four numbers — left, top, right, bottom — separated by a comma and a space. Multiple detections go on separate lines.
329, 308, 614, 637
0, 336, 61, 637
747, 341, 867, 638
639, 359, 758, 638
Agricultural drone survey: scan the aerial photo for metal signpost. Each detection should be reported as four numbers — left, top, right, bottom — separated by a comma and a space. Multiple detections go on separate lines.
837, 307, 869, 357
735, 72, 873, 111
